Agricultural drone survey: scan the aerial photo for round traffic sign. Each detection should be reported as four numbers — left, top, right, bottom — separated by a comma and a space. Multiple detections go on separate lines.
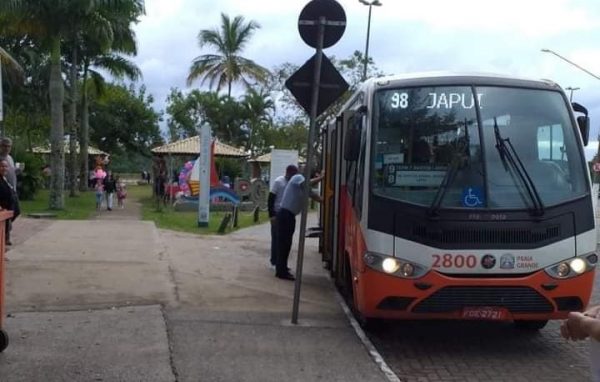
298, 0, 346, 49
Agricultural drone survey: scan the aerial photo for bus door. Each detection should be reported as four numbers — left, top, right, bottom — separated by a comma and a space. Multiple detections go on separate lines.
322, 116, 344, 270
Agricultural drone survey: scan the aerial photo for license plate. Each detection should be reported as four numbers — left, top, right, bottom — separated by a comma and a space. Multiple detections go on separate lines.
462, 307, 507, 320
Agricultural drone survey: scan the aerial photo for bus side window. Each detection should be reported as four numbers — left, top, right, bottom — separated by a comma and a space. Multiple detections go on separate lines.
355, 115, 367, 218
345, 115, 362, 209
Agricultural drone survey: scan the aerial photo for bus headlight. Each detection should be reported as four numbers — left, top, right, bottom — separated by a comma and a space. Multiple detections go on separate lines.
382, 258, 400, 273
556, 263, 570, 277
401, 263, 415, 277
570, 258, 586, 274
545, 254, 596, 279
363, 252, 427, 279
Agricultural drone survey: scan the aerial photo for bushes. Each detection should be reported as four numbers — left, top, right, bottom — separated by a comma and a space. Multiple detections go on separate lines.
15, 152, 43, 200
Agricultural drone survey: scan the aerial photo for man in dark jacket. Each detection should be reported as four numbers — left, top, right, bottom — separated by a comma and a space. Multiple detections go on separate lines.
103, 171, 117, 211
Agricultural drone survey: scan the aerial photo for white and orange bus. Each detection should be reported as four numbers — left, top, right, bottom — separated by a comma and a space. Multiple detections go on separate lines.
320, 72, 596, 329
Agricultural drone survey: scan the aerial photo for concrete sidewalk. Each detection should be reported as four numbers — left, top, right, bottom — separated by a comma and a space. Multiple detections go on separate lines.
0, 216, 389, 381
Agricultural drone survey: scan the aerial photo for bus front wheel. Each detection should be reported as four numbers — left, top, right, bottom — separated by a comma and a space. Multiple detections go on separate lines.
514, 320, 548, 331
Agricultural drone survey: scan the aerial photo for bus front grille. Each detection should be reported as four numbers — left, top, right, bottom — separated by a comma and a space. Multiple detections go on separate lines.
412, 286, 554, 313
412, 225, 561, 245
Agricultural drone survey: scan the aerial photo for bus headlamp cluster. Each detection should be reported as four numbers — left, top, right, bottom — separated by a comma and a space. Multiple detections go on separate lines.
364, 252, 427, 279
545, 254, 597, 279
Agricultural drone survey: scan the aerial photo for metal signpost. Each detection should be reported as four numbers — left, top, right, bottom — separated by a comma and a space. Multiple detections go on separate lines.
198, 123, 211, 227
286, 0, 348, 325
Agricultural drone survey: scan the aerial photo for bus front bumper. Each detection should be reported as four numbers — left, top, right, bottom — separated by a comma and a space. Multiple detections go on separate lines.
354, 267, 595, 321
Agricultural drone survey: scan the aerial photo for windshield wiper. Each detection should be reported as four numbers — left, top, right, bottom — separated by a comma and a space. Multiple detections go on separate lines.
494, 117, 544, 216
428, 162, 460, 218
428, 119, 470, 218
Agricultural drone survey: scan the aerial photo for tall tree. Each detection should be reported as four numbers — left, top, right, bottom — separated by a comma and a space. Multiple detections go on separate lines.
187, 13, 270, 97
242, 87, 274, 156
77, 0, 143, 191
1, 0, 73, 208
0, 0, 142, 209
89, 83, 162, 158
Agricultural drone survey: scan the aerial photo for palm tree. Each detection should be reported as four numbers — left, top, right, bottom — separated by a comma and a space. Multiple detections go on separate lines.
0, 46, 23, 137
242, 88, 274, 156
0, 47, 22, 73
78, 53, 141, 191
71, 0, 144, 192
0, 0, 76, 208
187, 13, 271, 97
1, 0, 142, 208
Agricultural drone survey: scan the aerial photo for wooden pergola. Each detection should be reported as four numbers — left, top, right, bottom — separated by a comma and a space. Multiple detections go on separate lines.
151, 136, 247, 157
151, 136, 248, 182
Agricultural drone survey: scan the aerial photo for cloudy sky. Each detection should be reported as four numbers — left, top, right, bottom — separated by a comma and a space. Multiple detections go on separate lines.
130, 0, 600, 158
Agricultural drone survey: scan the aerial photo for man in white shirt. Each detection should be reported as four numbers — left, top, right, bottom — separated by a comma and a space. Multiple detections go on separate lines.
267, 165, 298, 267
275, 170, 323, 280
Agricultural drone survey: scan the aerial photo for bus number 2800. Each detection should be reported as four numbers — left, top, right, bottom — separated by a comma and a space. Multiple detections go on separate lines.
432, 254, 477, 269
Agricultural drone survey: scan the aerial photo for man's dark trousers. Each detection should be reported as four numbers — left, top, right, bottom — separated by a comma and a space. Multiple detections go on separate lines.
276, 208, 296, 276
270, 217, 278, 266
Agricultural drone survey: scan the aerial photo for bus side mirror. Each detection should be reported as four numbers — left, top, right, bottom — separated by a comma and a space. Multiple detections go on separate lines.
344, 128, 360, 161
577, 115, 590, 146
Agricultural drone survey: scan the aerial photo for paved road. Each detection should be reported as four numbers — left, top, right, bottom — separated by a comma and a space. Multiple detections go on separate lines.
1, 212, 387, 382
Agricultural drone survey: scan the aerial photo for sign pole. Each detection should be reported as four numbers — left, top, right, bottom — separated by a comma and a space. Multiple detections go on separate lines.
198, 123, 211, 227
292, 16, 326, 325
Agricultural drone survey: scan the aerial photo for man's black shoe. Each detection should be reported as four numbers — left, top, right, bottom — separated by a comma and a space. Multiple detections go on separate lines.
276, 273, 295, 281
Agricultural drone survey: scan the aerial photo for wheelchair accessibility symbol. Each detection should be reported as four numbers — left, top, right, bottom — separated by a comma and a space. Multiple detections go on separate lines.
462, 187, 484, 207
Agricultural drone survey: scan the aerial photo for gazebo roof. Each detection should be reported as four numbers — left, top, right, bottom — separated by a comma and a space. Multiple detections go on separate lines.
151, 136, 247, 157
32, 143, 107, 155
248, 152, 305, 164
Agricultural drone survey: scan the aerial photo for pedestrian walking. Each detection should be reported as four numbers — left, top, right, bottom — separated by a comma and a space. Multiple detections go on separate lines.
116, 176, 127, 209
95, 179, 104, 210
267, 165, 298, 268
0, 159, 18, 245
103, 171, 117, 211
275, 170, 324, 280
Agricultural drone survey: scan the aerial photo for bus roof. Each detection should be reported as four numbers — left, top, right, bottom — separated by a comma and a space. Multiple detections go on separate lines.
358, 71, 561, 93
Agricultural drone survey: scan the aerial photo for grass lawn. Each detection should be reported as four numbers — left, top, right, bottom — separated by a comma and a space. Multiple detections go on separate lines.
20, 189, 97, 219
133, 184, 269, 235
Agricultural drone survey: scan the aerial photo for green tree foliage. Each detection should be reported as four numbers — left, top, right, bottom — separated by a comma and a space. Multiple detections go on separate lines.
166, 89, 247, 147
89, 84, 163, 165
187, 13, 271, 97
0, 0, 144, 209
242, 87, 274, 156
77, 1, 144, 191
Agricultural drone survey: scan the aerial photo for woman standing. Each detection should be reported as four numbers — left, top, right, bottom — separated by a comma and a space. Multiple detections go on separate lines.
0, 160, 17, 245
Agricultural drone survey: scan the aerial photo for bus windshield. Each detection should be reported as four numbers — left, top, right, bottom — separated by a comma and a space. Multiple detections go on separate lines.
372, 86, 587, 209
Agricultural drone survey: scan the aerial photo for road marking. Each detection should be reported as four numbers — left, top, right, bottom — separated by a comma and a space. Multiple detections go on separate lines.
334, 290, 402, 382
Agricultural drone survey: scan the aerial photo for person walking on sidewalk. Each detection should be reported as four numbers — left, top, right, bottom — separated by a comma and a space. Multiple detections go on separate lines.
103, 171, 117, 211
95, 179, 104, 210
275, 170, 324, 280
267, 165, 298, 268
116, 176, 127, 209
0, 160, 18, 245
